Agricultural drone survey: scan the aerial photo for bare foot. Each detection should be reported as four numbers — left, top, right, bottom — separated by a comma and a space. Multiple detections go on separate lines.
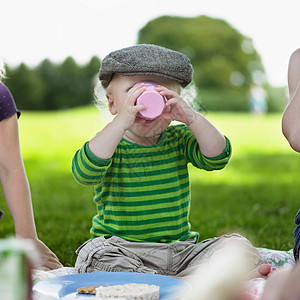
248, 263, 271, 279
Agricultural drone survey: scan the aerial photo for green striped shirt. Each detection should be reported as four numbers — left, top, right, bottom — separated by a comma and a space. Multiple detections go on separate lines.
72, 124, 231, 243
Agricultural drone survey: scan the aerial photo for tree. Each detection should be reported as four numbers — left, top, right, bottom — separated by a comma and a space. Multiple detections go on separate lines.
4, 56, 101, 111
81, 56, 101, 104
35, 59, 58, 110
5, 63, 45, 110
137, 15, 266, 111
52, 56, 101, 109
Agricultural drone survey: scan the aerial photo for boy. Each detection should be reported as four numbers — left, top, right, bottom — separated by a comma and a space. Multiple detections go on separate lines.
72, 44, 262, 276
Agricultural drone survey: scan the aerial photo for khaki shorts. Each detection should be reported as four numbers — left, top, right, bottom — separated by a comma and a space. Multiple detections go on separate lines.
75, 234, 262, 277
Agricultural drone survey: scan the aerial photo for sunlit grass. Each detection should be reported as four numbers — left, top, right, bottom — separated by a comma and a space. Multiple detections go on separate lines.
188, 112, 299, 250
1, 107, 299, 266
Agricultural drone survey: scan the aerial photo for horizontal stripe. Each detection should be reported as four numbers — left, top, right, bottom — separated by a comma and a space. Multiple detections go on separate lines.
109, 155, 186, 170
101, 174, 189, 190
98, 212, 189, 227
90, 228, 197, 243
97, 197, 190, 216
92, 219, 189, 236
104, 164, 188, 180
100, 182, 190, 199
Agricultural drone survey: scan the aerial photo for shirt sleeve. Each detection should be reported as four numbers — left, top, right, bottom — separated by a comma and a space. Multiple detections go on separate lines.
71, 142, 112, 185
182, 125, 232, 171
0, 82, 21, 121
294, 210, 300, 260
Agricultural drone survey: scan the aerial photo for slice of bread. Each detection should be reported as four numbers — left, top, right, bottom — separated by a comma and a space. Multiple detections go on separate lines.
95, 283, 159, 300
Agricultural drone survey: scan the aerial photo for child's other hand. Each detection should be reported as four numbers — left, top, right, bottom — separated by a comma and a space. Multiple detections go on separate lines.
113, 83, 147, 130
156, 86, 196, 125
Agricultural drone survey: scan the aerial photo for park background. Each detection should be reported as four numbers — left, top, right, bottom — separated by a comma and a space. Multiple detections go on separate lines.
1, 0, 299, 266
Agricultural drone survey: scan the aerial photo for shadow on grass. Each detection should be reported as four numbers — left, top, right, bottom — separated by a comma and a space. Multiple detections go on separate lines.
190, 181, 297, 251
190, 153, 300, 251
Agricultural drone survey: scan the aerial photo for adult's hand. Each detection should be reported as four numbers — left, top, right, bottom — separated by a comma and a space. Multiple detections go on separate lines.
33, 238, 63, 270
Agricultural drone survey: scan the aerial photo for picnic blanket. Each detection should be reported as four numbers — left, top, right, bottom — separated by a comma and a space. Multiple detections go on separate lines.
33, 248, 295, 300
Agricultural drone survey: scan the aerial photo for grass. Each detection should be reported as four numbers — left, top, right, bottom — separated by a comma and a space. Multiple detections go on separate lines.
0, 106, 299, 267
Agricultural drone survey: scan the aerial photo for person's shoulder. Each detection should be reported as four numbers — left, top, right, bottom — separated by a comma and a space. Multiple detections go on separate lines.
288, 49, 300, 98
0, 81, 16, 108
0, 82, 20, 121
289, 48, 300, 64
0, 82, 14, 100
0, 81, 9, 92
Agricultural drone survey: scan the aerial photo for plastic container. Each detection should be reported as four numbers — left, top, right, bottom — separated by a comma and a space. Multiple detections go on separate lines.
0, 238, 38, 300
135, 82, 165, 120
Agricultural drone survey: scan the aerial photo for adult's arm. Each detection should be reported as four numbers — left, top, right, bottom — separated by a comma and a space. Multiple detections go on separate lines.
282, 48, 300, 152
0, 114, 62, 270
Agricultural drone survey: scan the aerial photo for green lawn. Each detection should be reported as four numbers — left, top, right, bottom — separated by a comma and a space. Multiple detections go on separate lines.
0, 106, 299, 267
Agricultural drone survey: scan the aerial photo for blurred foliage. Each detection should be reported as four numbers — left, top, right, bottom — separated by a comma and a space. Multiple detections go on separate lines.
138, 15, 287, 112
138, 15, 263, 89
197, 85, 287, 112
4, 56, 101, 110
264, 84, 288, 113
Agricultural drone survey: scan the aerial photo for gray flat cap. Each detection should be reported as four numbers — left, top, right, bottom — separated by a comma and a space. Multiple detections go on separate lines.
99, 44, 193, 88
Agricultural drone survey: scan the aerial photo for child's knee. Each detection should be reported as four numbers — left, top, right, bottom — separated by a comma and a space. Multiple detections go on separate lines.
75, 237, 157, 274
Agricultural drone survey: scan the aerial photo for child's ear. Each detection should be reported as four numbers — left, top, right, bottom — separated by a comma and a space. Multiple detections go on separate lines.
106, 93, 117, 115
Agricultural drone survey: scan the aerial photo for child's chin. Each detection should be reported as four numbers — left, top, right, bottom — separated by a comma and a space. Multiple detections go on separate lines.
135, 116, 154, 124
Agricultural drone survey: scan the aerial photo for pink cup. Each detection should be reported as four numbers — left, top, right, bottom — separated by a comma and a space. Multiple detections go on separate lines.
135, 82, 165, 120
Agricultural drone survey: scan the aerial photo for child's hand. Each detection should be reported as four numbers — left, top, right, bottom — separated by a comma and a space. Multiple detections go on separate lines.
156, 86, 196, 125
113, 83, 147, 131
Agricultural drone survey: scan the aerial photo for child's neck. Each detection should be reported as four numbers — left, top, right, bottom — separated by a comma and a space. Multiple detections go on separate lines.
123, 131, 161, 146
